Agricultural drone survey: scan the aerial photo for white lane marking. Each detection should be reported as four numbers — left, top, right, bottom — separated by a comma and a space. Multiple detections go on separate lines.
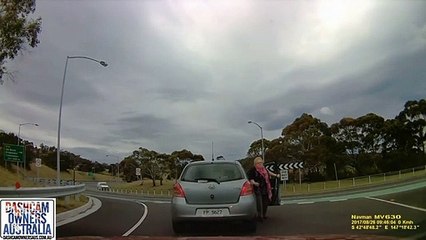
366, 197, 426, 212
122, 201, 148, 236
57, 197, 102, 227
330, 199, 347, 202
298, 202, 314, 205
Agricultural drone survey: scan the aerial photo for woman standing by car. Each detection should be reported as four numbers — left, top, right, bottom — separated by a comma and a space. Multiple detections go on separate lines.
247, 157, 279, 221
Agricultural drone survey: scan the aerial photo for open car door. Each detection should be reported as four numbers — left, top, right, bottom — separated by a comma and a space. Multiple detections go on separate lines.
264, 161, 281, 206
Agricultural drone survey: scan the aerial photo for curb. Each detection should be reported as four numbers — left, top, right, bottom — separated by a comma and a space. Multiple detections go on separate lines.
57, 196, 94, 223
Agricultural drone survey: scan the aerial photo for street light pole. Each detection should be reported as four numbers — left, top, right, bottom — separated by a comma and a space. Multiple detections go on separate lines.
248, 121, 265, 161
57, 56, 108, 186
18, 123, 38, 145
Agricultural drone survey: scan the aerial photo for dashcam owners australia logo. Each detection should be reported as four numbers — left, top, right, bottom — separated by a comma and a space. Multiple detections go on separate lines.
1, 198, 56, 240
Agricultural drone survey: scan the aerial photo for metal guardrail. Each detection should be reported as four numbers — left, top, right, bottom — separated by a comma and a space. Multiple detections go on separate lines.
0, 184, 86, 198
26, 177, 78, 186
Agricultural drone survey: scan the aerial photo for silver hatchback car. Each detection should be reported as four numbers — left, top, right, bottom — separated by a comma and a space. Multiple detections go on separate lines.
171, 160, 257, 234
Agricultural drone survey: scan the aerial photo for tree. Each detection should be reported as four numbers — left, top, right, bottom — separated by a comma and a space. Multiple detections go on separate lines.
0, 131, 17, 168
330, 114, 385, 175
356, 113, 385, 154
121, 156, 138, 182
265, 137, 289, 163
247, 138, 271, 159
122, 147, 205, 184
170, 149, 204, 180
132, 147, 161, 186
379, 99, 426, 170
0, 0, 42, 84
282, 113, 330, 170
156, 153, 171, 185
331, 117, 360, 157
397, 99, 426, 154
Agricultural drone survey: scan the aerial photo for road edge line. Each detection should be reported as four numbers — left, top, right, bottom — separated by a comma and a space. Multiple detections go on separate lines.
366, 196, 426, 212
122, 201, 148, 236
57, 196, 102, 227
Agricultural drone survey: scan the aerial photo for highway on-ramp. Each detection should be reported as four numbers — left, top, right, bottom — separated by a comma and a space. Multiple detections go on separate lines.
57, 180, 426, 239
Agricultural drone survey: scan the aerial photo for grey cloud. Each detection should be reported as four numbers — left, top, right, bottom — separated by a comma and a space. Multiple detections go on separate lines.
111, 114, 177, 140
1, 0, 426, 163
240, 46, 426, 131
67, 147, 128, 164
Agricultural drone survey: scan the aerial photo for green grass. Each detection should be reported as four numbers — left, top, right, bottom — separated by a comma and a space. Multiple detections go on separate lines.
281, 167, 426, 196
0, 165, 36, 187
57, 195, 89, 213
0, 163, 117, 187
109, 179, 175, 196
3, 163, 424, 199
108, 167, 426, 197
0, 165, 90, 214
24, 163, 116, 183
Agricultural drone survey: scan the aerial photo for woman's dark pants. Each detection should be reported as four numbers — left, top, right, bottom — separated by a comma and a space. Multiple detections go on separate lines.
255, 192, 270, 219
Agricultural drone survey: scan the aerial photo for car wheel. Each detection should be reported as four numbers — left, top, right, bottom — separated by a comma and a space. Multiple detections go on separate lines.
245, 219, 257, 233
172, 221, 185, 234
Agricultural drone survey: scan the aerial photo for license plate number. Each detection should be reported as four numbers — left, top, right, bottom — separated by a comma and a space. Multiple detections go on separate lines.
196, 208, 229, 217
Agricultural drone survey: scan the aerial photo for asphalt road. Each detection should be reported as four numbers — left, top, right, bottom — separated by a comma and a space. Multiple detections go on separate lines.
57, 184, 426, 239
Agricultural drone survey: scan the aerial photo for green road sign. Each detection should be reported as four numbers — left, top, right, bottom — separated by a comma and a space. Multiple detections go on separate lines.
4, 144, 25, 162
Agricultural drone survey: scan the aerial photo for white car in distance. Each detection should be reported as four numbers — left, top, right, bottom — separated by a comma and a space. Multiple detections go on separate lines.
97, 182, 110, 191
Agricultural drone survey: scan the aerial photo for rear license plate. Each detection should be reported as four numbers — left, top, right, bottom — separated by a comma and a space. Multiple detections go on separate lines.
196, 208, 229, 217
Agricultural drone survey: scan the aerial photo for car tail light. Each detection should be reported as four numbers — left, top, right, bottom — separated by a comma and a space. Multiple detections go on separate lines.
240, 180, 254, 196
173, 182, 186, 198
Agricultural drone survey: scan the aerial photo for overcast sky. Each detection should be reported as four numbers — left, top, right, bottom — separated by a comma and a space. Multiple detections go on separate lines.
1, 0, 425, 164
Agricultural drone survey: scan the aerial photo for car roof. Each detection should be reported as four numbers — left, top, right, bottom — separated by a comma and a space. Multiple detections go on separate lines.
187, 160, 242, 166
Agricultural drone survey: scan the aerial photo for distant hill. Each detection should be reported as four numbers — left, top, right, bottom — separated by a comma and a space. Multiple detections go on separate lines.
0, 164, 116, 187
0, 165, 30, 187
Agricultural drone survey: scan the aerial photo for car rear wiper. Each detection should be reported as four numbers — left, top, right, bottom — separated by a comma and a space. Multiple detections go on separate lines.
195, 178, 221, 184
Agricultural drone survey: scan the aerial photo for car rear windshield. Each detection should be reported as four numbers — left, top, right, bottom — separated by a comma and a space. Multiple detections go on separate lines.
181, 163, 244, 183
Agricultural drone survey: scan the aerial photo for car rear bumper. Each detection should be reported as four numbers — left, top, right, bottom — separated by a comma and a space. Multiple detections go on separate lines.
171, 195, 257, 222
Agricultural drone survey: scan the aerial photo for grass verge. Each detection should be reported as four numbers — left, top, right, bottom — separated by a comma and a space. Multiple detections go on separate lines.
57, 195, 89, 214
281, 167, 426, 196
